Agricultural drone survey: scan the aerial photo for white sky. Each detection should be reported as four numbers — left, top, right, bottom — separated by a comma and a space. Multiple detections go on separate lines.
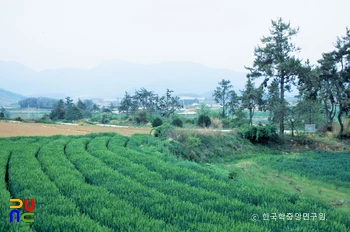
0, 0, 349, 72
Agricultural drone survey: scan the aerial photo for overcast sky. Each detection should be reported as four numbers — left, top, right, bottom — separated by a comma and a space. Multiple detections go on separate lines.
0, 0, 349, 72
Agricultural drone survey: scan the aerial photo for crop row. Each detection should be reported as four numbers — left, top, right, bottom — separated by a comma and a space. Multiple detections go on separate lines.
107, 134, 350, 231
0, 140, 31, 232
66, 137, 267, 231
5, 138, 111, 232
1, 134, 349, 231
37, 138, 175, 231
87, 137, 269, 221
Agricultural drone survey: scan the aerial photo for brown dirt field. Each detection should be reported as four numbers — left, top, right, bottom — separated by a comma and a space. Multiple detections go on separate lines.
0, 121, 151, 137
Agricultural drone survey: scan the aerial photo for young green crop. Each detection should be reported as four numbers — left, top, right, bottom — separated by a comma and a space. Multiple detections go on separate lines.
37, 138, 175, 231
1, 134, 349, 231
66, 137, 266, 231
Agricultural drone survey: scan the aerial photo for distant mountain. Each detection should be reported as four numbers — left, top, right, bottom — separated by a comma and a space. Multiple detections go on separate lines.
0, 60, 248, 99
0, 88, 25, 106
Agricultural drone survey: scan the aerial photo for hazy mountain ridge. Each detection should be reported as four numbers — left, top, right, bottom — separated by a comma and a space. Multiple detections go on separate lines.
0, 60, 248, 99
0, 88, 25, 106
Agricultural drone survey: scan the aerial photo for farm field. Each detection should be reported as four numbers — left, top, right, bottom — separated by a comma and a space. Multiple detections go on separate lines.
0, 121, 150, 137
1, 133, 350, 231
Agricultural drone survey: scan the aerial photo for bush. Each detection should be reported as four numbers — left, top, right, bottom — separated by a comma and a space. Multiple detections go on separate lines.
241, 124, 278, 143
231, 110, 249, 127
221, 118, 232, 129
153, 124, 175, 139
15, 116, 23, 122
101, 113, 110, 124
197, 115, 211, 127
152, 117, 163, 127
228, 171, 238, 180
134, 110, 148, 124
171, 118, 183, 128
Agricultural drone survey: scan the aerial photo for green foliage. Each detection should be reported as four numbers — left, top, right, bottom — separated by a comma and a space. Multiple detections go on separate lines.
101, 113, 110, 124
258, 152, 350, 188
241, 124, 278, 143
213, 79, 234, 118
158, 89, 183, 117
0, 106, 5, 119
50, 97, 91, 121
197, 114, 211, 127
50, 99, 65, 119
184, 117, 195, 125
196, 103, 211, 116
134, 110, 148, 124
153, 123, 175, 139
315, 28, 350, 135
228, 170, 238, 180
15, 116, 23, 121
19, 97, 58, 109
0, 135, 349, 231
221, 118, 232, 128
246, 18, 304, 134
120, 88, 182, 118
171, 117, 183, 128
240, 77, 264, 125
152, 117, 163, 127
231, 109, 249, 128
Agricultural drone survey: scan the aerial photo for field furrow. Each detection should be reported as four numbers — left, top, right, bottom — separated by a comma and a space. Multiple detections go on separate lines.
66, 137, 267, 231
87, 136, 268, 222
7, 138, 115, 232
108, 134, 349, 231
37, 137, 175, 231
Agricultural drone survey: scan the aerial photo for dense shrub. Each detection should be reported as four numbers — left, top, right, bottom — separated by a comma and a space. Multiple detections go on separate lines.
101, 113, 110, 124
152, 117, 163, 127
134, 110, 148, 124
197, 115, 211, 127
241, 124, 277, 143
171, 117, 183, 128
221, 118, 232, 129
153, 124, 174, 139
15, 116, 23, 122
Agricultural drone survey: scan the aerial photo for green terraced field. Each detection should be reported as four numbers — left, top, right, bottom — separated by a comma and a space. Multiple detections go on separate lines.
1, 133, 349, 231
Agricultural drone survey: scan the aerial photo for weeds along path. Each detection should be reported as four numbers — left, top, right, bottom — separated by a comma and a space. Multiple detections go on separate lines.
5, 139, 110, 232
64, 136, 266, 231
37, 137, 174, 231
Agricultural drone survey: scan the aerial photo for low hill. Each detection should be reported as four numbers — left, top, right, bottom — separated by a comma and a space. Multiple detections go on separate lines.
0, 88, 25, 107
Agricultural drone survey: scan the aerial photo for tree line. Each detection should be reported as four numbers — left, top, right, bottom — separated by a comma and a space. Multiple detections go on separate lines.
49, 97, 98, 120
19, 97, 58, 109
118, 88, 183, 118
214, 18, 349, 136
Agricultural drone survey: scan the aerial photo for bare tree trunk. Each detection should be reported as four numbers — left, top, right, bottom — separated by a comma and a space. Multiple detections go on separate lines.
249, 108, 253, 126
338, 109, 344, 136
280, 77, 285, 135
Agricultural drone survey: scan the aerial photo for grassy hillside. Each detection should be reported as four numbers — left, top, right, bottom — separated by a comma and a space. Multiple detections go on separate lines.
1, 133, 349, 231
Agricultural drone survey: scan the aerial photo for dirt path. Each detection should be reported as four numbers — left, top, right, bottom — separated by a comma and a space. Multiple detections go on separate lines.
0, 121, 151, 137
